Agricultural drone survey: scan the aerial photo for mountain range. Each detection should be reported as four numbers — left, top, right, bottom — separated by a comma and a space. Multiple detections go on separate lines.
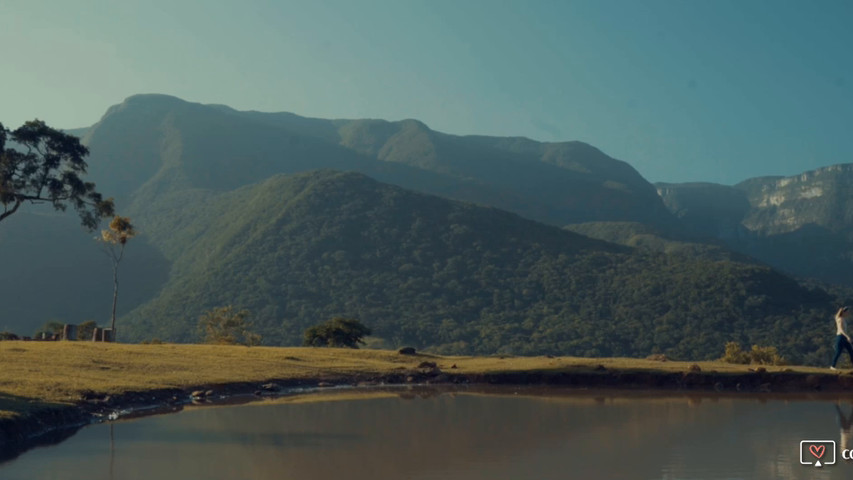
1, 94, 850, 364
78, 94, 675, 229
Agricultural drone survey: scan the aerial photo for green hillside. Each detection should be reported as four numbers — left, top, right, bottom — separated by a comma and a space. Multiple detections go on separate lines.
121, 170, 835, 365
564, 221, 755, 262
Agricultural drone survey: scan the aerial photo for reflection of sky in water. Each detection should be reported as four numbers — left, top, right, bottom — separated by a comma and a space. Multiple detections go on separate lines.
117, 429, 363, 447
2, 391, 852, 480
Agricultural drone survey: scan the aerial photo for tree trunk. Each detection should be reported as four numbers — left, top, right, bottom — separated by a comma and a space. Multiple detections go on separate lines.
110, 261, 118, 340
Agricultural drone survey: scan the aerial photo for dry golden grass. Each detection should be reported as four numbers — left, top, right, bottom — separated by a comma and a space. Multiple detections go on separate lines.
0, 341, 833, 419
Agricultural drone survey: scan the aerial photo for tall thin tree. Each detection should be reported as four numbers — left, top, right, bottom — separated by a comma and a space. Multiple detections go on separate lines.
99, 216, 136, 340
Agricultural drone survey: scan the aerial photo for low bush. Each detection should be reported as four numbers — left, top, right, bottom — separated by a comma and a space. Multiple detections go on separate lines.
722, 342, 785, 365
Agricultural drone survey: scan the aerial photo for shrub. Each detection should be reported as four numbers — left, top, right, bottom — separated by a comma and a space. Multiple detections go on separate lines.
198, 306, 261, 346
304, 317, 371, 348
722, 342, 750, 364
77, 320, 97, 342
244, 332, 262, 347
721, 342, 785, 365
750, 345, 785, 365
34, 321, 63, 339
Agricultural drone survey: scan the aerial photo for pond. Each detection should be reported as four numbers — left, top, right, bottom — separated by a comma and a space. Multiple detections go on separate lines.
1, 388, 851, 479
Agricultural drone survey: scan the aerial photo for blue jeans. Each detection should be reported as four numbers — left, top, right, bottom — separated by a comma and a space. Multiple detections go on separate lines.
832, 335, 853, 367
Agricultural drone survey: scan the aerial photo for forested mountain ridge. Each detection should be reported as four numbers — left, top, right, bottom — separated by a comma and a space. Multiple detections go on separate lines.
120, 170, 835, 364
80, 94, 677, 228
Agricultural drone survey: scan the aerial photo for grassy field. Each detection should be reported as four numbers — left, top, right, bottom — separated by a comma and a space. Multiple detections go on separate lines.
0, 341, 838, 419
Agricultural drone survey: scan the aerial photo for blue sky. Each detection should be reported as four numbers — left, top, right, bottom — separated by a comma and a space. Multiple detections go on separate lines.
2, 0, 852, 184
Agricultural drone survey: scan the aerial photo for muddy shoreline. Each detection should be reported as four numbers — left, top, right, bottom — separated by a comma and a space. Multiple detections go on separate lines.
3, 367, 853, 463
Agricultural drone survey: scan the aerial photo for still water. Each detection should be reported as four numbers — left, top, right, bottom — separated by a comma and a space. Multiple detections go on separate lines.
2, 388, 852, 480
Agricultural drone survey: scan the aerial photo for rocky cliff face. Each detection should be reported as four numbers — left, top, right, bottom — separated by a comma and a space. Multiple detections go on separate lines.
656, 164, 853, 286
736, 164, 853, 235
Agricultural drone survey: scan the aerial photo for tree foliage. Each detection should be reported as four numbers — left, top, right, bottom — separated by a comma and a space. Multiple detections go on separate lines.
101, 215, 136, 246
34, 320, 63, 339
0, 120, 113, 228
304, 317, 372, 348
77, 320, 98, 341
0, 331, 19, 341
198, 306, 260, 346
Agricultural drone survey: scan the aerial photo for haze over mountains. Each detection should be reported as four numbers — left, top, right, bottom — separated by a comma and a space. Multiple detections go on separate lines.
79, 94, 675, 228
2, 94, 851, 363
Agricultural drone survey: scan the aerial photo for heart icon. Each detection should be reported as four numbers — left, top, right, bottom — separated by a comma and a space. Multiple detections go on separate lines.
809, 444, 826, 459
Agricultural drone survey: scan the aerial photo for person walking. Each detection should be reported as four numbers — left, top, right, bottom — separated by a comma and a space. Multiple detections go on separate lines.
831, 306, 852, 370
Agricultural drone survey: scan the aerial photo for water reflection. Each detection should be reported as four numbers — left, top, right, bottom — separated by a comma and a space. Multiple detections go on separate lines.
109, 424, 114, 480
836, 403, 853, 453
2, 389, 853, 480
